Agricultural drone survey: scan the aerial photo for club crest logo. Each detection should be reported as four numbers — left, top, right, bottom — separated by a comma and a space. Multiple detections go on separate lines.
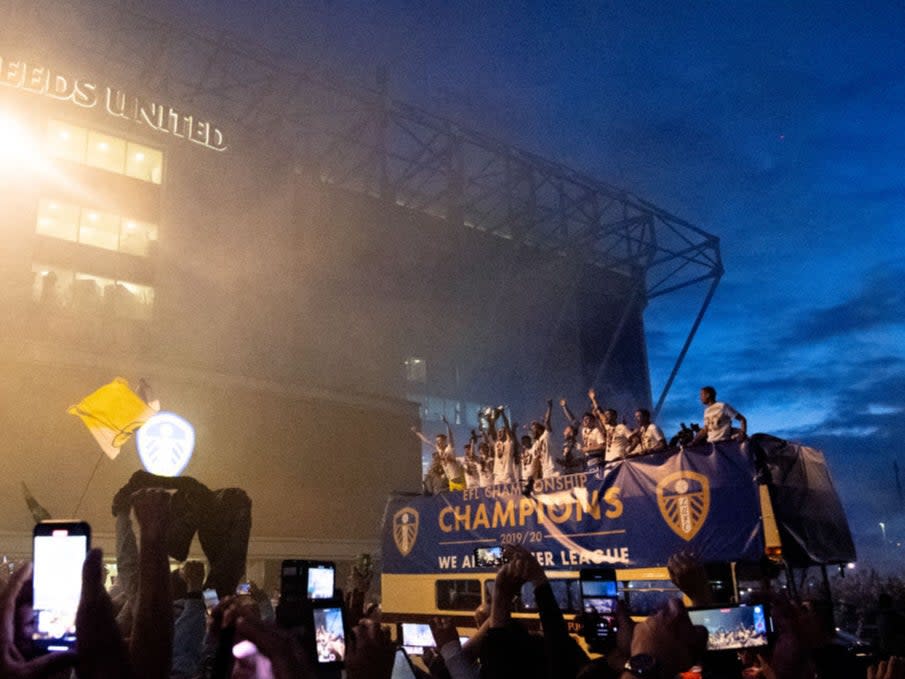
136, 412, 195, 477
657, 471, 710, 541
393, 507, 420, 557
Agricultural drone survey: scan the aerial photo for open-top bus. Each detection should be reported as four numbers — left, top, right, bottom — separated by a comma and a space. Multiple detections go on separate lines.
380, 435, 855, 639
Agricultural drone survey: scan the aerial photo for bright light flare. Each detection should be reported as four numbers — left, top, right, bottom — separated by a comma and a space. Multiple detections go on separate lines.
0, 109, 48, 175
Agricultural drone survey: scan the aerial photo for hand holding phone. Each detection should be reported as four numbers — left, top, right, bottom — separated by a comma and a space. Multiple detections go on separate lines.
688, 604, 771, 651
312, 602, 346, 668
474, 546, 505, 568
580, 567, 619, 651
32, 521, 90, 653
0, 561, 77, 676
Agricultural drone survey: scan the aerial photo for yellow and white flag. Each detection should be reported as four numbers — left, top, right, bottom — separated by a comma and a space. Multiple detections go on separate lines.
67, 378, 156, 459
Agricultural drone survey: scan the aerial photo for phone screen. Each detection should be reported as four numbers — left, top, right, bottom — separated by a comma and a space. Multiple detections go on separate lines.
688, 604, 770, 651
32, 522, 90, 651
474, 546, 504, 568
313, 605, 346, 666
391, 647, 419, 679
203, 588, 219, 613
401, 622, 435, 655
307, 565, 335, 599
580, 568, 618, 648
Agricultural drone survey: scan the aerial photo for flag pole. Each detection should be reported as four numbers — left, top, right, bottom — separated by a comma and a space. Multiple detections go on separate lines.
73, 450, 104, 517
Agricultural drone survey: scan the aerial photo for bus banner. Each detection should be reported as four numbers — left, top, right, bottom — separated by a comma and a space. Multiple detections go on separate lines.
382, 442, 765, 573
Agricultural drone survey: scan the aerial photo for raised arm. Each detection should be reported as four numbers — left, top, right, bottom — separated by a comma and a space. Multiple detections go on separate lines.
499, 408, 512, 436
130, 489, 174, 679
559, 398, 577, 428
411, 426, 433, 448
443, 415, 455, 449
543, 399, 552, 432
485, 409, 498, 441
587, 389, 606, 428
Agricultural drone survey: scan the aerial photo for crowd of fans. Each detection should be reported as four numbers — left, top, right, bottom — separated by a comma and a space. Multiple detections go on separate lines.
3, 509, 903, 679
2, 389, 901, 679
416, 386, 748, 494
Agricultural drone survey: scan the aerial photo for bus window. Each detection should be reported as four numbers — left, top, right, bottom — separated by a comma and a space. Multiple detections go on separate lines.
435, 579, 482, 611
622, 580, 682, 616
484, 579, 582, 613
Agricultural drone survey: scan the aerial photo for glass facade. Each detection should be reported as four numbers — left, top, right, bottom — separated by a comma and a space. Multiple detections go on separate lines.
32, 263, 155, 321
44, 120, 163, 184
36, 199, 158, 256
33, 119, 163, 322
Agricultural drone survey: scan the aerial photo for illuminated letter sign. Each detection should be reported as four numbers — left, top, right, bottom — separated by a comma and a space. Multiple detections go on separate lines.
137, 411, 196, 477
0, 55, 228, 151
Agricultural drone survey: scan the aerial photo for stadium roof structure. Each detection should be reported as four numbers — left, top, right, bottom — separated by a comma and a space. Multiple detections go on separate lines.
1, 0, 723, 415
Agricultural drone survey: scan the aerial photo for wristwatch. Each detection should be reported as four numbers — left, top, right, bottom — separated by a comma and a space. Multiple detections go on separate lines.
624, 654, 660, 679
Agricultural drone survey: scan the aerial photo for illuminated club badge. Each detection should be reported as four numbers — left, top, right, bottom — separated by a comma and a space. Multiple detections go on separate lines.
136, 412, 195, 477
657, 471, 710, 541
392, 507, 419, 557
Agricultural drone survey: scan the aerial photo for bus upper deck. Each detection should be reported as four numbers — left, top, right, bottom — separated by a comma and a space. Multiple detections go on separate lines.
380, 435, 854, 625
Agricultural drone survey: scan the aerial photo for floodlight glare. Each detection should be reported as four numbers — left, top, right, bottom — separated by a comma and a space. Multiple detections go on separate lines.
136, 411, 196, 477
0, 109, 48, 176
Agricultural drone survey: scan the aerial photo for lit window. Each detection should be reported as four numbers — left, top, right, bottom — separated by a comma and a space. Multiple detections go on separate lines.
78, 209, 120, 251
125, 142, 163, 184
45, 120, 88, 164
36, 198, 78, 242
405, 357, 427, 383
45, 120, 164, 184
111, 281, 155, 320
85, 131, 126, 174
118, 218, 158, 256
71, 273, 111, 313
37, 198, 159, 257
31, 263, 74, 308
31, 263, 154, 320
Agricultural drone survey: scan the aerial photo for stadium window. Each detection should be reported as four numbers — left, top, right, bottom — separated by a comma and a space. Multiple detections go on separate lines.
36, 199, 79, 242
85, 130, 126, 174
78, 209, 120, 251
32, 264, 74, 309
434, 579, 482, 611
45, 120, 88, 164
119, 218, 158, 257
125, 142, 163, 184
404, 357, 427, 383
111, 280, 155, 320
32, 263, 154, 320
44, 120, 163, 185
71, 272, 113, 313
35, 200, 158, 257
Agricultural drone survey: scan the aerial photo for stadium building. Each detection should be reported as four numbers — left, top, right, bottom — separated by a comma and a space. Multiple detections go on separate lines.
0, 0, 722, 583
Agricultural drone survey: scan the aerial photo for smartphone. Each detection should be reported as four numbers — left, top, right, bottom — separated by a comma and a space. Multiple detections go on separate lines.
474, 546, 505, 568
306, 562, 336, 600
32, 520, 90, 653
312, 601, 346, 668
391, 647, 419, 679
688, 604, 772, 651
203, 588, 219, 614
236, 582, 252, 596
400, 621, 435, 655
580, 567, 618, 650
281, 559, 336, 602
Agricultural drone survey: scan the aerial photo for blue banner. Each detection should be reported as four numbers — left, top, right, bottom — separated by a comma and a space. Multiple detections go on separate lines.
382, 443, 765, 573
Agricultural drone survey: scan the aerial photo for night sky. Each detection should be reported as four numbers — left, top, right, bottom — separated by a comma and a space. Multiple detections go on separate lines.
159, 0, 905, 567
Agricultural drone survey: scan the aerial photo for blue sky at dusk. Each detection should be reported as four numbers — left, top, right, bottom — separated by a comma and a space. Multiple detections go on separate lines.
164, 0, 905, 564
